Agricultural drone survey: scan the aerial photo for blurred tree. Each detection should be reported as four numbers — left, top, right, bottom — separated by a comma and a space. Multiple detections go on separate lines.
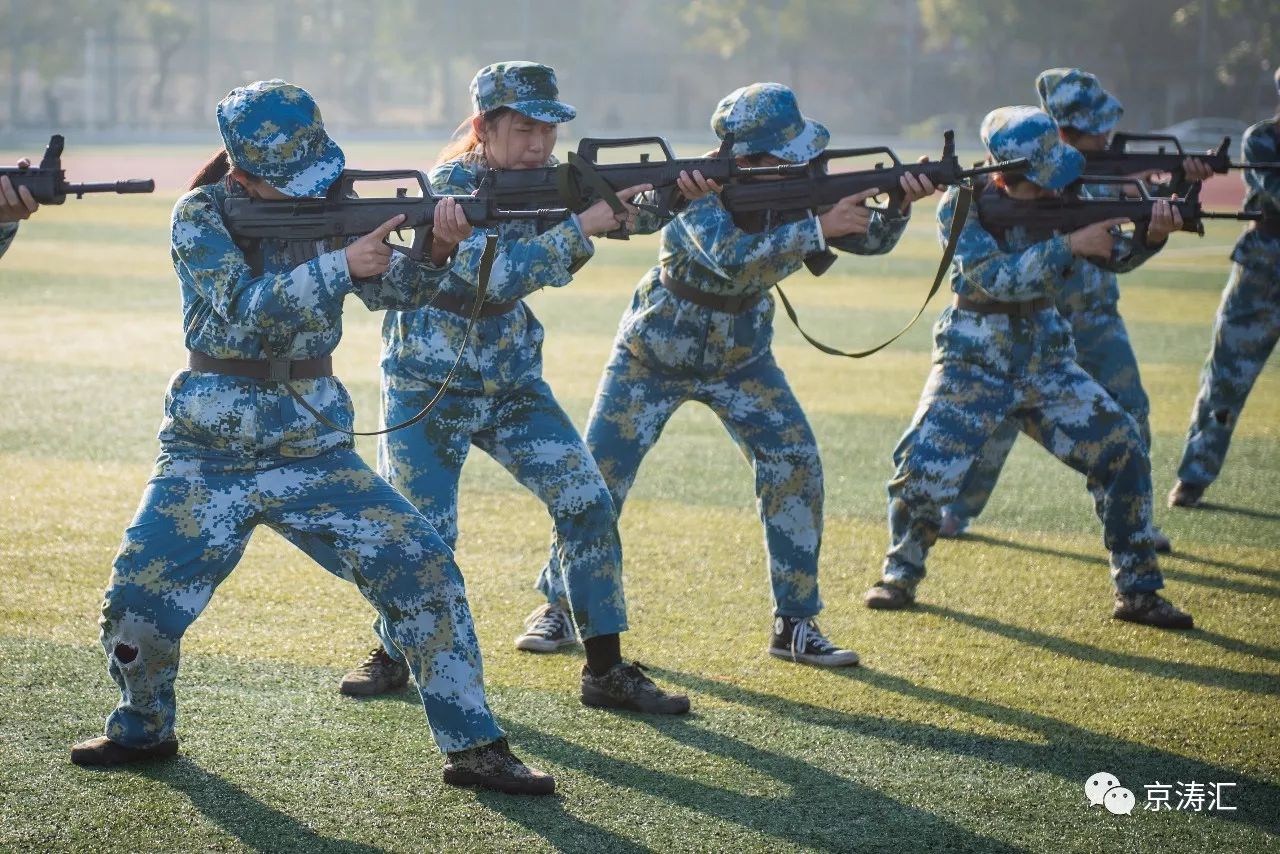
143, 0, 194, 114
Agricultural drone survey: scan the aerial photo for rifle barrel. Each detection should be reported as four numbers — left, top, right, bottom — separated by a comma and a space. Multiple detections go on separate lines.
963, 158, 1030, 177
66, 179, 156, 196
1227, 162, 1280, 171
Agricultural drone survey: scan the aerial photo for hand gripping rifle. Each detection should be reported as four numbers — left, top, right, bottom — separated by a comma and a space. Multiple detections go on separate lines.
976, 177, 1262, 244
1081, 133, 1280, 184
716, 131, 1030, 358
2, 135, 154, 202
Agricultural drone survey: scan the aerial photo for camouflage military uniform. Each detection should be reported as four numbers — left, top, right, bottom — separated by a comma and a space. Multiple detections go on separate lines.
96, 81, 505, 755
878, 107, 1166, 597
368, 62, 640, 656
1175, 117, 1280, 489
539, 83, 907, 623
0, 222, 16, 259
945, 70, 1155, 524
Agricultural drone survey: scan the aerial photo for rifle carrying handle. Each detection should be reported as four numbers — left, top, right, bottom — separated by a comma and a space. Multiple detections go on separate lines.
576, 136, 676, 164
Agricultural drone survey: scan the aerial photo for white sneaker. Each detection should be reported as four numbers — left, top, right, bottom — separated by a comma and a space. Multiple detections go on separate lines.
514, 603, 578, 653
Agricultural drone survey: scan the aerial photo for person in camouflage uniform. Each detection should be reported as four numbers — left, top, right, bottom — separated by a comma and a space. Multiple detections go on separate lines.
69, 80, 556, 795
534, 83, 934, 666
863, 106, 1195, 630
937, 68, 1212, 550
340, 61, 698, 715
1170, 67, 1280, 508
0, 159, 40, 260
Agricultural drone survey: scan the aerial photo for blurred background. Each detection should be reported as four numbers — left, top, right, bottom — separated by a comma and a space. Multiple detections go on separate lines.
2, 0, 1277, 148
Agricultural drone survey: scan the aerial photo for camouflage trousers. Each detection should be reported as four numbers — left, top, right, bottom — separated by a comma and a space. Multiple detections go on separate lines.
374, 376, 627, 644
1176, 259, 1280, 486
944, 305, 1152, 520
101, 447, 503, 754
540, 345, 824, 618
882, 358, 1163, 593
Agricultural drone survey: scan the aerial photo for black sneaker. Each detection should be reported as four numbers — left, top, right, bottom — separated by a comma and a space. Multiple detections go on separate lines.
443, 737, 555, 795
70, 736, 178, 767
768, 616, 859, 667
1113, 591, 1195, 630
514, 603, 578, 653
580, 662, 690, 715
339, 647, 410, 696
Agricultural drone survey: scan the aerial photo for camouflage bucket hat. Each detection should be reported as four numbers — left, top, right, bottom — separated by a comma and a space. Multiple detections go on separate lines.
981, 106, 1084, 191
470, 61, 577, 124
711, 83, 830, 162
1036, 67, 1124, 135
217, 79, 345, 198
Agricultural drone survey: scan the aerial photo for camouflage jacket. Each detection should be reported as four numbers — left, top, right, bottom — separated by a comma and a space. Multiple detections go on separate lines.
935, 184, 1161, 374
617, 193, 908, 376
0, 222, 16, 260
163, 178, 451, 459
1233, 118, 1280, 266
381, 153, 666, 395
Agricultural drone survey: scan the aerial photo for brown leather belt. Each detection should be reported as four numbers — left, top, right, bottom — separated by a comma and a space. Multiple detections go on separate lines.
953, 294, 1053, 318
659, 269, 764, 314
431, 290, 520, 318
188, 350, 333, 382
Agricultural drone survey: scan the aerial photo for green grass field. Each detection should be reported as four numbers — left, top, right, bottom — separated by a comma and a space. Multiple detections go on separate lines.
0, 170, 1277, 852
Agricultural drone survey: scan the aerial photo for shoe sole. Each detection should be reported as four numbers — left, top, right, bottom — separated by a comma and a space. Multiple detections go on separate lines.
338, 676, 410, 697
1112, 612, 1195, 630
580, 688, 690, 715
766, 647, 860, 667
514, 636, 580, 653
443, 769, 555, 796
864, 594, 913, 610
70, 739, 179, 767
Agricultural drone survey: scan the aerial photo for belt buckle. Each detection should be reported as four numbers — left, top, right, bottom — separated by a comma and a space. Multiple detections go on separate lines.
266, 358, 292, 382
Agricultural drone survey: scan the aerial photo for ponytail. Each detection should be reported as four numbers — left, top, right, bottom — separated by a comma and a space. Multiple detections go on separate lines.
434, 107, 512, 166
189, 149, 231, 190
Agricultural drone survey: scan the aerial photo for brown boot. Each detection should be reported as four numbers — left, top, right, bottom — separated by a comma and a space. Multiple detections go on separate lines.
1113, 592, 1194, 630
70, 736, 178, 767
1167, 481, 1206, 509
339, 647, 410, 696
443, 738, 555, 795
580, 662, 690, 715
863, 581, 915, 610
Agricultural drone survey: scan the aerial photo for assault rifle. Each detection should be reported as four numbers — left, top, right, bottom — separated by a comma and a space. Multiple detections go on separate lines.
2, 135, 154, 202
976, 177, 1261, 241
1081, 133, 1280, 182
222, 134, 805, 260
719, 130, 1028, 275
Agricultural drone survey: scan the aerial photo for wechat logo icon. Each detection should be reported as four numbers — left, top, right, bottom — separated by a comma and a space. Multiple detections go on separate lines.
1085, 771, 1136, 816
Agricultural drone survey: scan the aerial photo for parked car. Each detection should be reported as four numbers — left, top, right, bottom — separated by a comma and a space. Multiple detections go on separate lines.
1152, 118, 1249, 157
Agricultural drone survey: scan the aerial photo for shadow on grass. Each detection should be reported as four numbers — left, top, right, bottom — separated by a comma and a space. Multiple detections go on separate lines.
136, 758, 386, 853
918, 603, 1280, 697
647, 666, 1280, 838
961, 532, 1280, 597
498, 717, 1027, 853
1195, 502, 1280, 524
475, 790, 654, 854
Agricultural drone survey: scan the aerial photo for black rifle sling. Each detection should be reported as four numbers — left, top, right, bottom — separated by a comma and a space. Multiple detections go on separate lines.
772, 185, 971, 358
271, 232, 499, 436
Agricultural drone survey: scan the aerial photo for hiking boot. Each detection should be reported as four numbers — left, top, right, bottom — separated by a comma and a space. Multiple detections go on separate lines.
863, 581, 916, 610
1113, 591, 1194, 630
1167, 481, 1206, 509
1150, 526, 1173, 554
768, 616, 859, 667
70, 736, 178, 767
580, 662, 690, 715
514, 603, 578, 653
938, 509, 970, 538
443, 737, 555, 796
339, 647, 410, 696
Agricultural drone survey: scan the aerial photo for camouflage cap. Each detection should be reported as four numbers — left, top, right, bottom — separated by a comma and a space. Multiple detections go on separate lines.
711, 83, 829, 162
216, 79, 345, 198
981, 106, 1084, 191
470, 61, 576, 124
1036, 67, 1124, 135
